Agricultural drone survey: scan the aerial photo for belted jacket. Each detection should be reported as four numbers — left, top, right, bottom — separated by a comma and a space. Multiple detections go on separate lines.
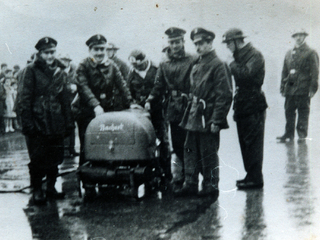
19, 58, 74, 137
179, 50, 233, 132
280, 43, 319, 96
76, 57, 132, 118
148, 49, 195, 123
127, 62, 161, 111
230, 43, 268, 119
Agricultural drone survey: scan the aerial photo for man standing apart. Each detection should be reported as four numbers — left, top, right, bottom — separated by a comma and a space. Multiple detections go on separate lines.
277, 29, 319, 142
19, 37, 74, 204
175, 28, 232, 197
222, 28, 268, 189
145, 27, 195, 191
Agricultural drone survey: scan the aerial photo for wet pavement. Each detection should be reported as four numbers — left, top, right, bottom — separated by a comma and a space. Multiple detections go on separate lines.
1, 91, 320, 240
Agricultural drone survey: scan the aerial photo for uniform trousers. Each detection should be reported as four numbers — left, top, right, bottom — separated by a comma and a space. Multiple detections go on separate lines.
184, 131, 220, 189
170, 122, 187, 184
284, 95, 310, 138
236, 111, 266, 184
26, 135, 64, 189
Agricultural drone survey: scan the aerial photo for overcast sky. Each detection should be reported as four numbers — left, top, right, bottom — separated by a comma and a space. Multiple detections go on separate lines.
1, 0, 319, 90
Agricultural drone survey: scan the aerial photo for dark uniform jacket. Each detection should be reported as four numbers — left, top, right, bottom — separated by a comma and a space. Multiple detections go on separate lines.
19, 58, 75, 137
76, 57, 131, 118
180, 50, 233, 132
127, 61, 160, 110
148, 49, 195, 123
112, 56, 130, 80
280, 43, 319, 96
230, 43, 268, 119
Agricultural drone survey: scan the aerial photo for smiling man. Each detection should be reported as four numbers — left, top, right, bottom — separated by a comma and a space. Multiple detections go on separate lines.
277, 29, 319, 143
19, 37, 75, 205
75, 34, 132, 197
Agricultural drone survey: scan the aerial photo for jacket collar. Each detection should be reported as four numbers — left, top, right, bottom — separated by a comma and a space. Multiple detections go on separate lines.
88, 57, 111, 68
294, 42, 308, 51
233, 42, 253, 61
197, 50, 217, 63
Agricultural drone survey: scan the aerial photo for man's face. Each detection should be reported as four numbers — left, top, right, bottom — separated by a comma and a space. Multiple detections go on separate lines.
293, 34, 306, 46
194, 40, 212, 56
89, 45, 106, 63
226, 41, 236, 53
168, 38, 184, 54
106, 49, 116, 59
39, 47, 56, 65
1, 66, 7, 73
132, 61, 148, 71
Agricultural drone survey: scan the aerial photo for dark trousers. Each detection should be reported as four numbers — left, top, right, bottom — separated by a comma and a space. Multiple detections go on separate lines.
184, 131, 220, 189
26, 136, 64, 189
76, 116, 94, 166
236, 111, 266, 183
170, 122, 187, 183
152, 111, 171, 180
284, 95, 310, 138
64, 129, 76, 154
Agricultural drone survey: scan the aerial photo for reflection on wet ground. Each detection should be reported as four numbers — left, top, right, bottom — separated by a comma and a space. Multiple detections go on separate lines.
1, 93, 320, 240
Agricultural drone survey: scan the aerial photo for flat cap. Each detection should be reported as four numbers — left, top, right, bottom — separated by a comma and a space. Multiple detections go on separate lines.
190, 27, 215, 43
292, 28, 308, 38
165, 27, 186, 41
13, 65, 20, 70
222, 28, 246, 43
128, 50, 146, 64
86, 34, 107, 47
106, 43, 119, 50
35, 37, 57, 51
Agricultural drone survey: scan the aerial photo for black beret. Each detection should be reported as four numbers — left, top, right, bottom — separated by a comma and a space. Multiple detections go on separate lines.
35, 37, 57, 51
86, 34, 107, 47
165, 27, 186, 40
190, 28, 215, 43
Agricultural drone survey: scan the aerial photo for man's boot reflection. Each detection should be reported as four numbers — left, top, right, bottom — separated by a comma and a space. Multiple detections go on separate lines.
284, 140, 313, 226
24, 200, 70, 239
241, 189, 266, 240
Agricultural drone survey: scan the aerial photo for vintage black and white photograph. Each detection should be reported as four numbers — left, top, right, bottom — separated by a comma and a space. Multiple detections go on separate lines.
0, 0, 320, 239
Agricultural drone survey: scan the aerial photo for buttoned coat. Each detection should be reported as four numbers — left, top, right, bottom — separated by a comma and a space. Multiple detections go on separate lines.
148, 50, 195, 123
76, 57, 131, 118
280, 43, 319, 96
19, 58, 74, 137
230, 43, 268, 119
179, 50, 233, 132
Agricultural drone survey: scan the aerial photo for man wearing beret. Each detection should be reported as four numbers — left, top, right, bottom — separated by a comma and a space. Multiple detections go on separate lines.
106, 43, 130, 80
277, 29, 319, 143
76, 34, 132, 196
19, 37, 75, 204
145, 27, 195, 191
127, 50, 171, 185
175, 28, 233, 197
222, 28, 268, 189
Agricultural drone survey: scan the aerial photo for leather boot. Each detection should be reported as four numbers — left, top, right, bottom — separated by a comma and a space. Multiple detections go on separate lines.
276, 134, 293, 142
33, 188, 46, 205
46, 173, 65, 199
173, 182, 198, 197
198, 184, 219, 198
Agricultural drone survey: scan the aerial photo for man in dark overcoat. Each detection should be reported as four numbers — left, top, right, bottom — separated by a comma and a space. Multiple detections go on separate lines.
175, 28, 232, 197
277, 29, 319, 142
127, 50, 171, 183
145, 27, 195, 191
222, 28, 268, 189
19, 37, 75, 204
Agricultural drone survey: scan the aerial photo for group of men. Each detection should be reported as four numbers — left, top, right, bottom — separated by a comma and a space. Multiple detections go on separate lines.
16, 26, 318, 205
